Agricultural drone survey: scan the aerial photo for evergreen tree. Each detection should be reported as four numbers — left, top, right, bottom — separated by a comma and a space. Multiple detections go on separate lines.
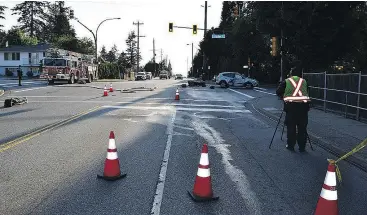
0, 5, 7, 28
125, 31, 137, 68
106, 44, 118, 62
118, 51, 129, 68
99, 45, 108, 62
12, 1, 49, 38
76, 37, 94, 54
43, 1, 75, 42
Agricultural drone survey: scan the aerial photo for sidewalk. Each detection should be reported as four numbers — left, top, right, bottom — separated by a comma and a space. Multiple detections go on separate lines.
252, 93, 367, 171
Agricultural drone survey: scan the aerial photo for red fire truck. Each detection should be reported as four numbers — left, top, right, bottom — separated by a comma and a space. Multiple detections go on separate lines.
41, 52, 96, 84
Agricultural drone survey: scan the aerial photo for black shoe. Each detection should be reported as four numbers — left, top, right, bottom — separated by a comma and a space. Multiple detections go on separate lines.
286, 145, 295, 152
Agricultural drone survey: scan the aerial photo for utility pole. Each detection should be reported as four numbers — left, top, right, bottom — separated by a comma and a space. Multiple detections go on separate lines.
280, 1, 284, 82
203, 1, 208, 79
133, 21, 145, 73
153, 38, 156, 76
191, 43, 194, 77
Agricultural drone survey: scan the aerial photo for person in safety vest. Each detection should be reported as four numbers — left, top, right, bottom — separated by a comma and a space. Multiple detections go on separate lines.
276, 65, 311, 152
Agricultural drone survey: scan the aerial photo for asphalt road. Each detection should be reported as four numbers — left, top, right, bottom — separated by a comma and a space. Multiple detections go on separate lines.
1, 79, 366, 215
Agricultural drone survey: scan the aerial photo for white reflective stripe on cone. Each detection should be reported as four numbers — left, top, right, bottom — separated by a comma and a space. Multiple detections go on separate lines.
320, 188, 338, 200
199, 153, 209, 165
197, 168, 210, 178
107, 152, 118, 160
108, 139, 117, 149
324, 171, 337, 186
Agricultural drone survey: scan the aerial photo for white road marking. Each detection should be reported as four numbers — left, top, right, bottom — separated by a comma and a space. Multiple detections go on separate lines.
102, 105, 251, 113
263, 107, 278, 111
174, 125, 195, 131
13, 87, 48, 93
254, 87, 268, 91
117, 102, 240, 109
254, 89, 276, 96
228, 88, 255, 99
191, 118, 262, 215
150, 109, 176, 215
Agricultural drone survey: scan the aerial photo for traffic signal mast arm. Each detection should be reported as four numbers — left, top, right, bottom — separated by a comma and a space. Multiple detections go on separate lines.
173, 25, 205, 31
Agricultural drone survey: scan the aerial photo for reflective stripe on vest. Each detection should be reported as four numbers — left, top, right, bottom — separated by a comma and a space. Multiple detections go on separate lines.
284, 77, 310, 102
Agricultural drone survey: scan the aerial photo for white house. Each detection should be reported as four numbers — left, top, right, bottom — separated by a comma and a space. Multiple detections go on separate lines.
0, 43, 72, 77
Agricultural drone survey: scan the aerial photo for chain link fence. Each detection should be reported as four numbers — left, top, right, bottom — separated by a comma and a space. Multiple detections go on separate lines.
302, 72, 367, 122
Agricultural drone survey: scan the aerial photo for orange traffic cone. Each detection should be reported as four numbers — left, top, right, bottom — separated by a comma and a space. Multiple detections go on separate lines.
109, 83, 113, 92
314, 162, 338, 215
97, 131, 127, 181
175, 88, 180, 100
188, 144, 219, 202
103, 85, 108, 96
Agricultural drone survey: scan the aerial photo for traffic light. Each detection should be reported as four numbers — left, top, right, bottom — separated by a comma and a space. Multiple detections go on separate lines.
69, 9, 74, 19
169, 23, 173, 32
270, 37, 277, 56
193, 25, 197, 35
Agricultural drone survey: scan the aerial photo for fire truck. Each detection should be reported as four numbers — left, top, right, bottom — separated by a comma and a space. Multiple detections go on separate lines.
41, 51, 96, 84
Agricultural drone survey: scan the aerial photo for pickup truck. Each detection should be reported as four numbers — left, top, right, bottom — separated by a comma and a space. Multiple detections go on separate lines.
159, 72, 169, 79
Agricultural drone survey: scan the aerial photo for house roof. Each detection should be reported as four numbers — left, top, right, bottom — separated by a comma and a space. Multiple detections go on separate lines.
0, 43, 54, 52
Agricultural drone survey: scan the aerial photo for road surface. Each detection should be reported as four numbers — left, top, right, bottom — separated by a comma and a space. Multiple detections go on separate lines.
1, 79, 366, 215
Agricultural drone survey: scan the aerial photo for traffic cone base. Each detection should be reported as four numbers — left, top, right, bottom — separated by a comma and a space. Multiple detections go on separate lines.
188, 191, 219, 202
97, 173, 127, 181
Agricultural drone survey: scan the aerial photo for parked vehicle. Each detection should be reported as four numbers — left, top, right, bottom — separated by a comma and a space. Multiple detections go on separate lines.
42, 54, 95, 84
136, 72, 147, 80
146, 72, 152, 80
215, 72, 259, 89
159, 71, 169, 79
175, 74, 183, 80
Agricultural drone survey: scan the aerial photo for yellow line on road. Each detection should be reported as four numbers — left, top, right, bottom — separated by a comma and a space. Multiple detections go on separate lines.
0, 106, 101, 153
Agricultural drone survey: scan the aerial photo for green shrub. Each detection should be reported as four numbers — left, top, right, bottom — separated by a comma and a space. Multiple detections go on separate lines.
26, 71, 34, 77
5, 69, 13, 77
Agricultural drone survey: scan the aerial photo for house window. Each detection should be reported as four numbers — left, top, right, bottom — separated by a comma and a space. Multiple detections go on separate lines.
4, 52, 20, 61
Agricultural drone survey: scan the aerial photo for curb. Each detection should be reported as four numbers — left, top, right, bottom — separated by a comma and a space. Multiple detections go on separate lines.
251, 101, 367, 173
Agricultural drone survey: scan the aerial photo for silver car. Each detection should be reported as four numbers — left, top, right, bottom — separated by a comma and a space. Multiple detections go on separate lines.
215, 72, 259, 89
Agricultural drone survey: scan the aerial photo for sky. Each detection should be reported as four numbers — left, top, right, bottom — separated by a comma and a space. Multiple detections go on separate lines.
1, 0, 224, 76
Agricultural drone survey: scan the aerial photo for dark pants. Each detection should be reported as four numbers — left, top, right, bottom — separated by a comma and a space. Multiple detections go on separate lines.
284, 102, 309, 150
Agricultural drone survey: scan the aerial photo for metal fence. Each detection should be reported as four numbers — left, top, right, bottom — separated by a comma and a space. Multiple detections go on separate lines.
302, 72, 367, 122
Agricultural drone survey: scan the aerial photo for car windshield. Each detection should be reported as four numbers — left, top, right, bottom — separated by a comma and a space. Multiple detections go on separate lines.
44, 58, 67, 67
138, 72, 145, 75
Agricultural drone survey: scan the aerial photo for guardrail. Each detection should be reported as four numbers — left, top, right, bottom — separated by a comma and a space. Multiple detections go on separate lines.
303, 71, 367, 121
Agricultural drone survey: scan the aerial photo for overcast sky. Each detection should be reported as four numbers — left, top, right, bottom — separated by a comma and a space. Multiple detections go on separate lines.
1, 0, 223, 76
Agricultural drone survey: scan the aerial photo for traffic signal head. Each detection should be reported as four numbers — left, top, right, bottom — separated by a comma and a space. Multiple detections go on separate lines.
193, 25, 197, 35
70, 9, 74, 19
169, 23, 173, 32
270, 36, 277, 56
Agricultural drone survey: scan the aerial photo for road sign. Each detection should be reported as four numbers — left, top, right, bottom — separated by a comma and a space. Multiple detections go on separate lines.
212, 34, 225, 39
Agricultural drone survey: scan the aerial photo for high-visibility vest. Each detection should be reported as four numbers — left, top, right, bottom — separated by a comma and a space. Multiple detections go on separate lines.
283, 76, 310, 103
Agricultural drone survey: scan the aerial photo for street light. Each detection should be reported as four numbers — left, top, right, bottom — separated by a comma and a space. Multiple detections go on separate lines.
74, 17, 121, 80
186, 43, 193, 77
